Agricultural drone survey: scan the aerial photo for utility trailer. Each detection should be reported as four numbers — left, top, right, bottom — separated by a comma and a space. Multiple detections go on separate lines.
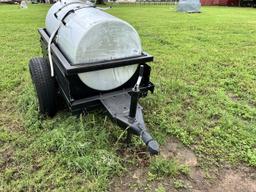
29, 27, 160, 155
29, 0, 159, 155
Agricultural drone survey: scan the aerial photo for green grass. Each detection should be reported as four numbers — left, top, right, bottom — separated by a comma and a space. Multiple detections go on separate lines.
149, 157, 189, 178
1, 3, 256, 191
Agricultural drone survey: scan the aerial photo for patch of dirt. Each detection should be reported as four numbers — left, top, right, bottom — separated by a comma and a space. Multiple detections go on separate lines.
112, 147, 156, 192
0, 98, 23, 131
161, 137, 198, 166
228, 93, 240, 102
111, 165, 178, 192
0, 113, 23, 131
209, 168, 256, 192
0, 147, 14, 170
111, 137, 256, 192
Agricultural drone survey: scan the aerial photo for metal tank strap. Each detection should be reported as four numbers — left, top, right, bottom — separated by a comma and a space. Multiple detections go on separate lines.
48, 5, 94, 77
54, 2, 83, 16
54, 1, 95, 18
57, 5, 93, 25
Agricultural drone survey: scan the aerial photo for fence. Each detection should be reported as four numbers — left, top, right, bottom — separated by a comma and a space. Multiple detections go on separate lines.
108, 0, 179, 5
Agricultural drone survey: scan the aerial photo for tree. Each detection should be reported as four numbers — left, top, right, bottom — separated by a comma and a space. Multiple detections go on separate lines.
96, 0, 105, 4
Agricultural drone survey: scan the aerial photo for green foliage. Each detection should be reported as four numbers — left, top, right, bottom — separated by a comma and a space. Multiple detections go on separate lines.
149, 157, 189, 178
247, 149, 256, 166
155, 184, 166, 192
173, 179, 186, 189
108, 4, 256, 167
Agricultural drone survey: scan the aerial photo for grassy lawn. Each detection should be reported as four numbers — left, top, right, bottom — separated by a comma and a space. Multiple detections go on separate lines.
1, 3, 256, 191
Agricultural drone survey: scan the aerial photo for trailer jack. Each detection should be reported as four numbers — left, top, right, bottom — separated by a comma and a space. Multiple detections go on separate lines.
101, 66, 159, 155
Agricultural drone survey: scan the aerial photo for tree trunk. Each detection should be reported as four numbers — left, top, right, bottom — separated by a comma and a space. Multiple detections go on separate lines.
96, 0, 105, 4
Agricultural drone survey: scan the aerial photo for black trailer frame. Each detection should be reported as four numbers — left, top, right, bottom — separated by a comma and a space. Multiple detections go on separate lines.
38, 28, 159, 155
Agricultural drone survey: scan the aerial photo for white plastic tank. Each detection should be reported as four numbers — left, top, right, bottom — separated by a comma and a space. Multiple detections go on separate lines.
45, 0, 142, 91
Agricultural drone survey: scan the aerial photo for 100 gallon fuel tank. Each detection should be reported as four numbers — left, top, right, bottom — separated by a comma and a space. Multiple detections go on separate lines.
45, 0, 143, 91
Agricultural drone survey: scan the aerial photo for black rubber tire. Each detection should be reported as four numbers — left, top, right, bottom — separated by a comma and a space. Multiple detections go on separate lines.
29, 57, 57, 117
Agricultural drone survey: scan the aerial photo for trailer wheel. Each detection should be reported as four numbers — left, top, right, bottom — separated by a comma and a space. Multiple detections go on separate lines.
29, 57, 57, 117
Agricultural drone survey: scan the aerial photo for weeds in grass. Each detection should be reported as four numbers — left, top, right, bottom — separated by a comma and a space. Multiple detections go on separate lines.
149, 156, 189, 178
155, 184, 166, 192
173, 179, 186, 189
